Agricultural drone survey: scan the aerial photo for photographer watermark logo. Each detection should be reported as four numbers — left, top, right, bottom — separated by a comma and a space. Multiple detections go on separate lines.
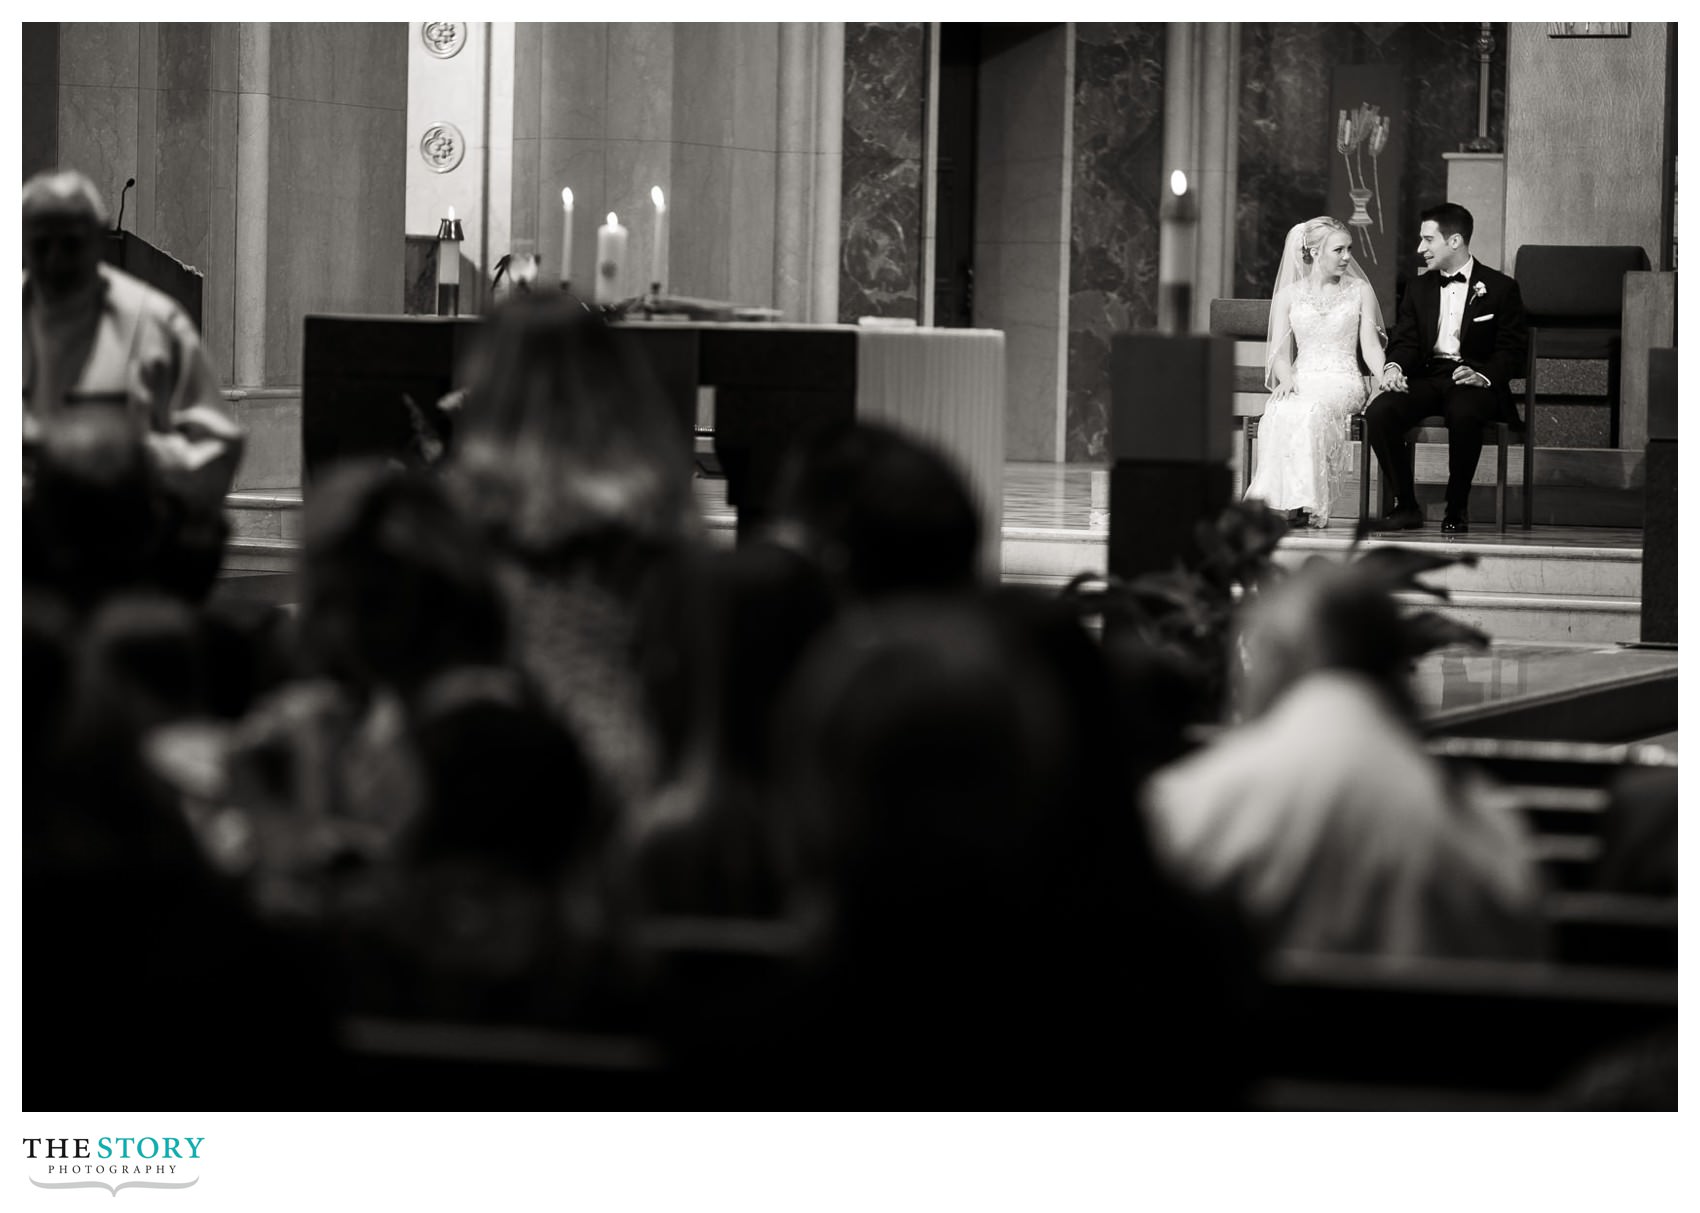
24, 1137, 203, 1196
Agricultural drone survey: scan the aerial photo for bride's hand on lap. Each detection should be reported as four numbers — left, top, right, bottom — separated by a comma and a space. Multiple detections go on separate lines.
1269, 383, 1295, 402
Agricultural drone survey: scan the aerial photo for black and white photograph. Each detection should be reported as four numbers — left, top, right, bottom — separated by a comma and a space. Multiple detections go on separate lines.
11, 12, 1690, 1199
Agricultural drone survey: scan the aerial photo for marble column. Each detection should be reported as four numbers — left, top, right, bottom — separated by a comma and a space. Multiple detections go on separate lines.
1193, 23, 1238, 331
1161, 22, 1237, 332
773, 23, 844, 323
406, 21, 517, 313
811, 23, 845, 323
975, 24, 1074, 462
920, 22, 941, 327
234, 22, 270, 388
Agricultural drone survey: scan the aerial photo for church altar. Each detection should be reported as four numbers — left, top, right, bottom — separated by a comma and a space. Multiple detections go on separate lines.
302, 315, 1005, 562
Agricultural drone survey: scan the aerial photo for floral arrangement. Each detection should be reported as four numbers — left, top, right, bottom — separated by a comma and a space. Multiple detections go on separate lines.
1062, 500, 1488, 719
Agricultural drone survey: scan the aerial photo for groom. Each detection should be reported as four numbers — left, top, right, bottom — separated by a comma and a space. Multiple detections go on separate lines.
1365, 202, 1528, 533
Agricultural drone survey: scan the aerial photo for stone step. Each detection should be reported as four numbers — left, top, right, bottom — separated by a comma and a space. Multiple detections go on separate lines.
223, 536, 298, 574
222, 387, 301, 492
1275, 533, 1641, 600
225, 488, 303, 541
1396, 590, 1641, 646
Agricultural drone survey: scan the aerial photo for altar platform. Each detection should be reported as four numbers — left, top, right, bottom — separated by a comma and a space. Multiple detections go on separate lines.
226, 460, 1652, 648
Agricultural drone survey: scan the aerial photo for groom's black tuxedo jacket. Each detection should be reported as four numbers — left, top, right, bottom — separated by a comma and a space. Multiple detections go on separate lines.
1384, 259, 1529, 422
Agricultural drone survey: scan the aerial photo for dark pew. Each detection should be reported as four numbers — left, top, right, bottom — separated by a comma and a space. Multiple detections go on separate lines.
1251, 950, 1677, 1109
338, 1017, 668, 1109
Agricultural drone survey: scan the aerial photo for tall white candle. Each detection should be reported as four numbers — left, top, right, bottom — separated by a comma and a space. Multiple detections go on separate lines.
595, 211, 628, 304
438, 205, 461, 287
649, 185, 668, 294
560, 187, 574, 287
1158, 171, 1197, 334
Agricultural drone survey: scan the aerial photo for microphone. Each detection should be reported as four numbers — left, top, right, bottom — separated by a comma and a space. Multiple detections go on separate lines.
115, 177, 136, 232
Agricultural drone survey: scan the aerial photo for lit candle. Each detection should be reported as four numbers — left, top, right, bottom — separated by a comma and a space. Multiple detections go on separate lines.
595, 211, 628, 305
437, 206, 464, 317
560, 187, 574, 290
649, 185, 668, 296
1158, 170, 1198, 335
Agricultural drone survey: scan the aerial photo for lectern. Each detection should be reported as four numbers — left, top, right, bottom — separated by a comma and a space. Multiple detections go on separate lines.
103, 230, 204, 334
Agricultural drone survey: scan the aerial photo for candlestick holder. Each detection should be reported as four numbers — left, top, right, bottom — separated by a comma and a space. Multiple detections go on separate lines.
436, 214, 465, 317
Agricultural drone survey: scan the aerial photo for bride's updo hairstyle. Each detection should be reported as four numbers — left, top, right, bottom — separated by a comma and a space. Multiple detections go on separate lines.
1298, 216, 1349, 264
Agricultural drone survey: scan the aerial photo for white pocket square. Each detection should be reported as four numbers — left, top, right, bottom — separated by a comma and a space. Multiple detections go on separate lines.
1472, 313, 1495, 322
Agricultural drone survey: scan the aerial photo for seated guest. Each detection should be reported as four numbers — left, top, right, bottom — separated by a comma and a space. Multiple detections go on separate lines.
761, 594, 1256, 1104
335, 665, 610, 1026
766, 422, 982, 602
1145, 563, 1547, 960
447, 298, 702, 815
1594, 767, 1677, 897
23, 169, 242, 512
625, 543, 839, 918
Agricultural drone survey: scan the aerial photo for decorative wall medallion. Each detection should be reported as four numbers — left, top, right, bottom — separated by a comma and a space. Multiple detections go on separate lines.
420, 122, 465, 173
421, 22, 468, 58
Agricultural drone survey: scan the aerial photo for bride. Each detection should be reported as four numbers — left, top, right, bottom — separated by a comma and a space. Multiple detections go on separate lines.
1243, 216, 1386, 528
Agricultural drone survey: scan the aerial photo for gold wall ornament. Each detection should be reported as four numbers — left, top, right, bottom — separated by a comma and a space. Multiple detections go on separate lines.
1548, 23, 1630, 37
420, 122, 466, 173
421, 22, 468, 58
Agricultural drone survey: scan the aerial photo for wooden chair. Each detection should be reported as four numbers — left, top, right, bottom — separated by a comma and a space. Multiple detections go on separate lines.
1381, 413, 1518, 533
1515, 244, 1652, 525
1206, 297, 1374, 525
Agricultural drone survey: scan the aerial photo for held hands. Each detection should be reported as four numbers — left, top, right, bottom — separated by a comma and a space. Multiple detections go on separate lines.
1378, 365, 1407, 394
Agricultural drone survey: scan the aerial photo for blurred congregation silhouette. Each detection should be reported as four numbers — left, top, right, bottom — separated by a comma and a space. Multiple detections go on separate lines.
21, 21, 1676, 1111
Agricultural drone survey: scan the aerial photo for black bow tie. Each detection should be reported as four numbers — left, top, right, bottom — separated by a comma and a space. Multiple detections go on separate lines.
1441, 272, 1468, 285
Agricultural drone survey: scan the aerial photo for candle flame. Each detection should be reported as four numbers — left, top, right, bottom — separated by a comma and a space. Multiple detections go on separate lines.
607, 212, 618, 227
651, 185, 666, 210
561, 187, 573, 208
447, 205, 457, 220
1169, 171, 1188, 198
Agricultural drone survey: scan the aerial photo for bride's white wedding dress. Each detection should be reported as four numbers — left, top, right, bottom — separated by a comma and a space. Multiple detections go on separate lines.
1243, 281, 1369, 528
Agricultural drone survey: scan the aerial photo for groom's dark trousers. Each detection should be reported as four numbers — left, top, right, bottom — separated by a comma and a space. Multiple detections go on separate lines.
1364, 367, 1498, 516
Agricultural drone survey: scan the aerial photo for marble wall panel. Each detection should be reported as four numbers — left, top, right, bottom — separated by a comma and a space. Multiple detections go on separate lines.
24, 23, 60, 85
1236, 23, 1508, 300
23, 25, 60, 177
134, 71, 158, 241
209, 23, 238, 92
730, 25, 781, 152
672, 25, 736, 148
538, 138, 608, 289
204, 87, 239, 384
606, 24, 675, 143
59, 22, 139, 87
839, 21, 926, 322
665, 140, 731, 299
270, 22, 406, 110
155, 57, 214, 268
1504, 23, 1669, 268
264, 97, 405, 382
138, 23, 159, 90
979, 25, 1070, 170
24, 84, 59, 178
158, 22, 209, 93
513, 25, 542, 142
728, 146, 779, 307
538, 22, 607, 140
56, 86, 138, 215
1067, 22, 1164, 462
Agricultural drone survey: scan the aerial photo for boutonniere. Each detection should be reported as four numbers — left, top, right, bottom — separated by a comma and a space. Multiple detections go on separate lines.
1471, 280, 1487, 301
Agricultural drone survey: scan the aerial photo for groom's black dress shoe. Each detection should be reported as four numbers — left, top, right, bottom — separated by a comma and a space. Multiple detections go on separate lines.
1381, 501, 1424, 531
1442, 513, 1470, 534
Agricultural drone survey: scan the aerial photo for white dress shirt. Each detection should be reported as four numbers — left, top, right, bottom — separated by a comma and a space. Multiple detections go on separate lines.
1433, 256, 1475, 361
